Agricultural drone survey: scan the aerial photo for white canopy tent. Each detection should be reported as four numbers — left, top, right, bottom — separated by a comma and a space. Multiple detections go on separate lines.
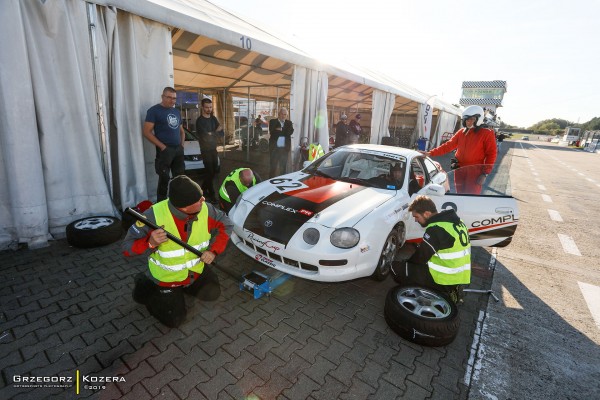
0, 0, 459, 250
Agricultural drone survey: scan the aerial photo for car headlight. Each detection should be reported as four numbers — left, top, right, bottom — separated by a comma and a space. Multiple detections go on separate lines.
330, 228, 360, 249
303, 228, 320, 245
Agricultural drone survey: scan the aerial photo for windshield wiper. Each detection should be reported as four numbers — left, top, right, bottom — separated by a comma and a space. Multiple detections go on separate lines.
337, 176, 378, 188
313, 170, 334, 179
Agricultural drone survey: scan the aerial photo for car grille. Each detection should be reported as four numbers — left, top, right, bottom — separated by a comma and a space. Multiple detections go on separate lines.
241, 238, 318, 272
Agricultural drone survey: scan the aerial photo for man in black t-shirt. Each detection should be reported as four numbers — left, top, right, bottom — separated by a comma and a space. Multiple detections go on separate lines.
195, 98, 223, 203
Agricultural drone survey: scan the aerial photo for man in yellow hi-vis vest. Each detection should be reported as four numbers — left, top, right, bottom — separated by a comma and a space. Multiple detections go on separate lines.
391, 195, 471, 303
123, 175, 233, 327
308, 143, 325, 161
218, 168, 261, 214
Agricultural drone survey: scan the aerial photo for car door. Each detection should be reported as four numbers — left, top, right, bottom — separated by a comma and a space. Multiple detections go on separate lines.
406, 160, 518, 248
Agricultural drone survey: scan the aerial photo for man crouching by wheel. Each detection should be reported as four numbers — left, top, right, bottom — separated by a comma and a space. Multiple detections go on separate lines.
122, 175, 233, 327
391, 195, 471, 304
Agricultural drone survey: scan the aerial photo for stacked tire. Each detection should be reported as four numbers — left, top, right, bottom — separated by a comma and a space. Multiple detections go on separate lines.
66, 216, 122, 248
384, 285, 460, 346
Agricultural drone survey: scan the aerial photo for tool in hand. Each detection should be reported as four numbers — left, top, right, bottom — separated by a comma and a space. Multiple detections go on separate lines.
124, 207, 242, 283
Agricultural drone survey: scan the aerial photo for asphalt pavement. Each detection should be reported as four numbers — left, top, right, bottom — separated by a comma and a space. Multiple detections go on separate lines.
1, 139, 597, 399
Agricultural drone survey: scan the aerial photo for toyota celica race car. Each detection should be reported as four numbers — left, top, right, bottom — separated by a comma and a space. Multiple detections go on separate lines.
228, 144, 518, 282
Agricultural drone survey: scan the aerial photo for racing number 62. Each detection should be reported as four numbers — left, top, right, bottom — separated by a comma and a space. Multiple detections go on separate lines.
269, 178, 303, 192
453, 222, 470, 246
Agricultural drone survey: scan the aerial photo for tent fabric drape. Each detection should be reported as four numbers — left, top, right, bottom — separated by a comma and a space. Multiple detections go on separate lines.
290, 66, 329, 169
370, 90, 396, 144
94, 5, 174, 207
432, 112, 459, 147
213, 91, 235, 145
0, 0, 115, 250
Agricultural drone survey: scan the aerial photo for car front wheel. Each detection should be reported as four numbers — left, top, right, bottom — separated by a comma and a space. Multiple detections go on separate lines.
372, 228, 399, 281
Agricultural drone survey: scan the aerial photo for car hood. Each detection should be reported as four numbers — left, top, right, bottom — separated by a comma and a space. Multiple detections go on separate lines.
241, 172, 396, 245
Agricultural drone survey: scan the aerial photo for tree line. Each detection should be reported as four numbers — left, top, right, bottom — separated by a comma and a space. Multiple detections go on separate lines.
498, 116, 600, 135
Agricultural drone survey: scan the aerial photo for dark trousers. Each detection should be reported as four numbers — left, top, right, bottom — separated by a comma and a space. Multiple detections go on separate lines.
133, 266, 221, 328
155, 145, 185, 202
201, 148, 219, 201
391, 261, 462, 303
270, 148, 289, 177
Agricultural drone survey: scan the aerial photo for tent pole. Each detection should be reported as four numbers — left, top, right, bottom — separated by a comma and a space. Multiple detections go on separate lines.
86, 3, 114, 201
246, 87, 250, 162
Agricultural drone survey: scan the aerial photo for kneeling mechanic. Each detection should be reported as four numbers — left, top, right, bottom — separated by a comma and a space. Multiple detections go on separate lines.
123, 175, 233, 327
392, 195, 471, 303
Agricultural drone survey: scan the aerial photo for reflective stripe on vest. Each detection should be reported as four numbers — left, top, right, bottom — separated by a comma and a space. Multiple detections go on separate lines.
426, 220, 471, 285
148, 200, 211, 282
308, 143, 325, 161
218, 168, 255, 203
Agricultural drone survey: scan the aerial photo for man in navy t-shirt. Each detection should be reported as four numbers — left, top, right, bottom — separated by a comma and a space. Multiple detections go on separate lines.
143, 87, 186, 201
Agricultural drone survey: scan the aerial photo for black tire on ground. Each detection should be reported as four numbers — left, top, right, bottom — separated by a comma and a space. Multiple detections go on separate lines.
372, 228, 399, 281
66, 216, 122, 248
384, 285, 460, 346
381, 137, 400, 146
258, 138, 269, 153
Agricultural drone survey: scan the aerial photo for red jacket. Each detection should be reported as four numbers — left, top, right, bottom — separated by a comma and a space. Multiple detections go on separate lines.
429, 127, 497, 174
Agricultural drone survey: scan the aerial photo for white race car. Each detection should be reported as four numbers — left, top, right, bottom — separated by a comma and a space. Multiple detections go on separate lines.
228, 144, 518, 282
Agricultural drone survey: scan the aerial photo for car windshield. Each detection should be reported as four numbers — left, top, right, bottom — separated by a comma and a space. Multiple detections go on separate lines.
304, 149, 407, 190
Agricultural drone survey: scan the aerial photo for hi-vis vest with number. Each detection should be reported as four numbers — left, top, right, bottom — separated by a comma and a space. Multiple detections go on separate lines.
148, 200, 211, 282
427, 220, 471, 285
219, 168, 255, 203
308, 143, 325, 161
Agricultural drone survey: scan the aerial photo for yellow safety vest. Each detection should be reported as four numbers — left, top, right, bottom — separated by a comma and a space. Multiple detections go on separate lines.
219, 168, 255, 203
427, 220, 471, 285
148, 200, 211, 282
308, 143, 325, 161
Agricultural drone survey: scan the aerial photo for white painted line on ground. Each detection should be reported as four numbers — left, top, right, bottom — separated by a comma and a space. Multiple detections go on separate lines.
547, 209, 563, 222
532, 172, 538, 176
586, 178, 595, 182
542, 194, 552, 203
578, 282, 600, 330
465, 310, 485, 386
558, 234, 581, 256
537, 184, 547, 191
578, 172, 585, 176
597, 184, 600, 188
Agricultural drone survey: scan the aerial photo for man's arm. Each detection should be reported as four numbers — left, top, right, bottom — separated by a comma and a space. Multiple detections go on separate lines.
180, 125, 185, 146
269, 119, 280, 136
206, 203, 233, 255
283, 120, 294, 136
426, 130, 462, 157
122, 208, 158, 257
143, 121, 165, 150
407, 226, 455, 264
224, 180, 241, 205
482, 130, 498, 174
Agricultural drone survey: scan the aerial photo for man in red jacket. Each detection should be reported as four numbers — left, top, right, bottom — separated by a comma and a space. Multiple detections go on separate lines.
421, 105, 497, 194
122, 175, 232, 327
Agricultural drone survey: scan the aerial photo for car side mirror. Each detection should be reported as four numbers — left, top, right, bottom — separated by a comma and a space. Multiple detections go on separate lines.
425, 184, 445, 196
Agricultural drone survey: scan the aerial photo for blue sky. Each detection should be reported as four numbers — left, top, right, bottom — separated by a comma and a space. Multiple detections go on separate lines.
210, 0, 599, 128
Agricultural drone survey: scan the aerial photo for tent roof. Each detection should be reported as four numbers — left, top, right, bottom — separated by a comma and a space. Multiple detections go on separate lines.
92, 0, 459, 115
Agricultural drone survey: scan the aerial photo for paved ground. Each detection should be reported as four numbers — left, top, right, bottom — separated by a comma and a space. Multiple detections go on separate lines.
0, 144, 503, 399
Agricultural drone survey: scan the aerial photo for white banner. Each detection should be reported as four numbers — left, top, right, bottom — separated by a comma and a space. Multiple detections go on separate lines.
421, 96, 436, 140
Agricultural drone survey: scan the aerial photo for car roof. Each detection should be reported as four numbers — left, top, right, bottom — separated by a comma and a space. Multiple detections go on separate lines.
339, 144, 422, 158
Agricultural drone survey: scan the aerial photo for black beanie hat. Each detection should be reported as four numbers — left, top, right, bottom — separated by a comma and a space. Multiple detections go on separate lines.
168, 175, 203, 208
